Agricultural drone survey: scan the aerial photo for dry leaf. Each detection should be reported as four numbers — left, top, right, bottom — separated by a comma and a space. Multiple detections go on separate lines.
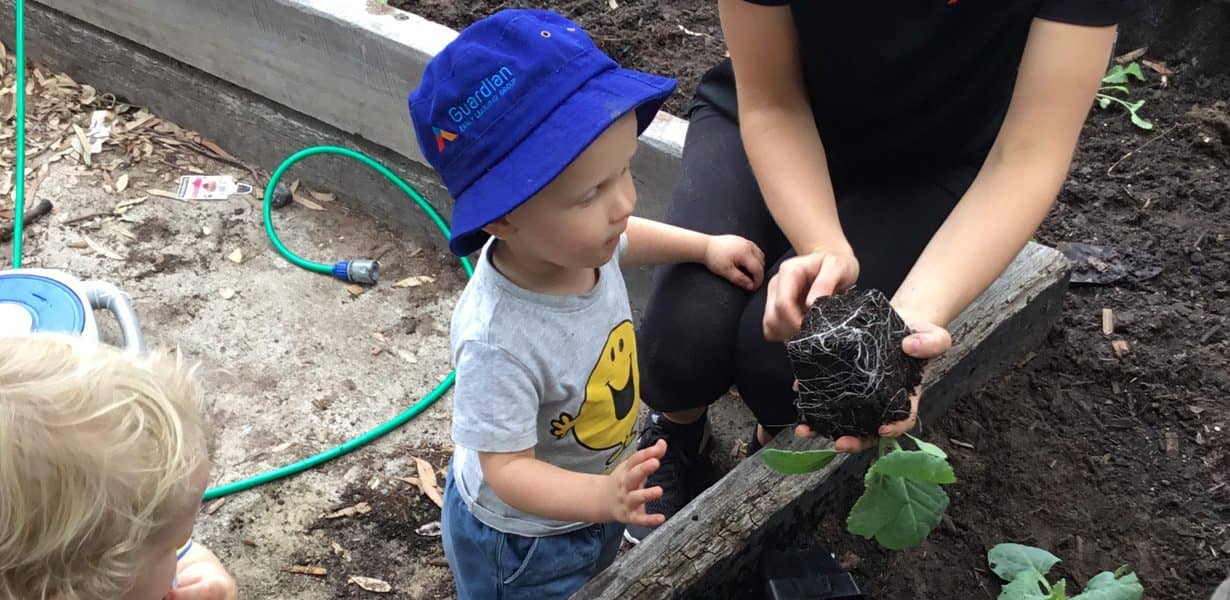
227, 248, 244, 264
219, 288, 237, 300
413, 457, 443, 508
396, 349, 418, 365
205, 498, 227, 515
1141, 59, 1173, 76
83, 235, 123, 260
345, 284, 367, 297
368, 475, 381, 490
393, 275, 435, 288
115, 173, 129, 192
284, 566, 327, 577
147, 189, 178, 199
331, 541, 352, 562
396, 476, 421, 487
290, 179, 301, 193
107, 224, 137, 241
309, 190, 335, 203
115, 196, 148, 212
416, 521, 442, 537
348, 576, 392, 593
325, 502, 372, 519
292, 193, 325, 211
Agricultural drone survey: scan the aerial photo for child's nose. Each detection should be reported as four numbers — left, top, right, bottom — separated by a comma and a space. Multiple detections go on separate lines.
610, 186, 635, 223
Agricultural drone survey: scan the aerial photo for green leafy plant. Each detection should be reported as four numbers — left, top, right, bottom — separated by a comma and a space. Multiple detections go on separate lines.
763, 433, 955, 549
988, 543, 1144, 600
1096, 63, 1154, 131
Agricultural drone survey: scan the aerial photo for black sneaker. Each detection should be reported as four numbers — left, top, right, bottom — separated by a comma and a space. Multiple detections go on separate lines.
623, 410, 710, 544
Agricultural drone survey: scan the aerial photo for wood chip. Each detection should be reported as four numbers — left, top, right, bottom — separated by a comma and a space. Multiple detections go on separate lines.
114, 173, 129, 193
83, 235, 123, 260
949, 438, 976, 450
393, 275, 435, 288
309, 190, 335, 203
147, 189, 178, 199
1112, 339, 1131, 357
607, 0, 618, 8
345, 284, 368, 297
199, 138, 237, 161
413, 457, 443, 508
292, 193, 325, 211
227, 248, 244, 264
1114, 47, 1147, 64
1141, 59, 1173, 76
371, 347, 384, 356
115, 196, 148, 212
243, 538, 257, 547
1102, 308, 1115, 336
325, 502, 372, 520
372, 332, 388, 343
205, 498, 227, 515
1163, 431, 1179, 456
348, 576, 392, 593
66, 240, 88, 249
284, 566, 327, 577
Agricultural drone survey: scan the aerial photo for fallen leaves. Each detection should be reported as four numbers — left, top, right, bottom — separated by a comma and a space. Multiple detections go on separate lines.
413, 457, 444, 508
393, 275, 434, 288
325, 502, 372, 520
348, 576, 392, 593
114, 172, 129, 192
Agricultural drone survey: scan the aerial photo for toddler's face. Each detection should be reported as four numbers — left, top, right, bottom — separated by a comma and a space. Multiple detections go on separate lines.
127, 463, 209, 600
493, 112, 639, 268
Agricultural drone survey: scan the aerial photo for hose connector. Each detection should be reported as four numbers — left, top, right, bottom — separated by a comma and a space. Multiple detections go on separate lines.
332, 259, 380, 284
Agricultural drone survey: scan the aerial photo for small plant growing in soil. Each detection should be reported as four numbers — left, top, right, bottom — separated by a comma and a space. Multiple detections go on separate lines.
988, 543, 1144, 600
763, 289, 954, 550
1096, 62, 1154, 131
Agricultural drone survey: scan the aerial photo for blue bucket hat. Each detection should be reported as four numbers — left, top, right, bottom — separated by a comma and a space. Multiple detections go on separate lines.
408, 9, 676, 256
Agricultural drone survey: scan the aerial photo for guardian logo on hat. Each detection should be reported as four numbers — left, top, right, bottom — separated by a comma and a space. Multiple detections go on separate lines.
408, 9, 676, 256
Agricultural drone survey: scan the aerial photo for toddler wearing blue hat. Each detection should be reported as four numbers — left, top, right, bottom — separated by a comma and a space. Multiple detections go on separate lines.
409, 9, 765, 598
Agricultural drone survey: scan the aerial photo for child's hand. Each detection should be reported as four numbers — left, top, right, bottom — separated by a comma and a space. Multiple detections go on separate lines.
703, 235, 765, 291
165, 543, 237, 600
604, 439, 667, 526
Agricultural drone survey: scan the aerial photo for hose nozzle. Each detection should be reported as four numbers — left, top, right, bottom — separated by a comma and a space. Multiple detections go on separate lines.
332, 259, 380, 284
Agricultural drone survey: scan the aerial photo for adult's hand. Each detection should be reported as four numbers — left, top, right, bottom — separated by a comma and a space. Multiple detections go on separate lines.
795, 319, 952, 452
762, 250, 860, 342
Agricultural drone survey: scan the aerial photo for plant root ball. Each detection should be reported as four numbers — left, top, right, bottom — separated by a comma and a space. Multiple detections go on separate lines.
786, 288, 923, 439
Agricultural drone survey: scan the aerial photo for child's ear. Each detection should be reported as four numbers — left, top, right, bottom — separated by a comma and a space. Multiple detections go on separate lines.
482, 217, 516, 240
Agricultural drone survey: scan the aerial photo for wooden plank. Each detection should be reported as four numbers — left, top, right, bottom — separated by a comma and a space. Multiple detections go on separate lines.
575, 242, 1071, 599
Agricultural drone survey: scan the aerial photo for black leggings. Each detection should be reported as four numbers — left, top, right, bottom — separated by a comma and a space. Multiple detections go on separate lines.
637, 103, 976, 429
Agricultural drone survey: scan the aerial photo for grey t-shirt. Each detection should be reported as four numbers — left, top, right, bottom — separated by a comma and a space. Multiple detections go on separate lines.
449, 235, 640, 536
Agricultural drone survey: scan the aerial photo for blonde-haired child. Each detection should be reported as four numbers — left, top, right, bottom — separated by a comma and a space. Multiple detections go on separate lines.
0, 334, 236, 600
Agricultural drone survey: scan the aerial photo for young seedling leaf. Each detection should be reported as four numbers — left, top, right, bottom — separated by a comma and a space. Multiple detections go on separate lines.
1099, 85, 1130, 95
847, 474, 948, 549
762, 448, 838, 475
905, 433, 948, 459
1048, 579, 1068, 600
1102, 65, 1130, 84
1123, 62, 1145, 82
998, 569, 1051, 600
1098, 96, 1112, 109
870, 449, 956, 484
989, 544, 1062, 580
1068, 569, 1143, 600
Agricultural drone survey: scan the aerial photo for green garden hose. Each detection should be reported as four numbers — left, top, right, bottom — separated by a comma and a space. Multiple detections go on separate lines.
9, 0, 473, 501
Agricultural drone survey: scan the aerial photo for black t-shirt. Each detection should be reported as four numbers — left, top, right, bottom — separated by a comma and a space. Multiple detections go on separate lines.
695, 0, 1124, 180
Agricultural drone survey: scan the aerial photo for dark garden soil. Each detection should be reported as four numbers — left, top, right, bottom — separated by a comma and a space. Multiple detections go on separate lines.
391, 2, 1229, 598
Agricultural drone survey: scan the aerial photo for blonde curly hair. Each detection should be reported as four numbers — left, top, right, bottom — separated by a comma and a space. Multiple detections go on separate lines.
0, 334, 209, 599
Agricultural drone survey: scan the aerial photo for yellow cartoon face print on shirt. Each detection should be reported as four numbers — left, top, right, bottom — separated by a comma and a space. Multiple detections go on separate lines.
550, 320, 640, 467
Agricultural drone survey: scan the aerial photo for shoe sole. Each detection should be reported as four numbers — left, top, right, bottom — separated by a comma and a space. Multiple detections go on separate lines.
623, 418, 715, 547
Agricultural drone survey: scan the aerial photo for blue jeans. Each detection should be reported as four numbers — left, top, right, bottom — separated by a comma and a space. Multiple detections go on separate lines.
442, 467, 623, 599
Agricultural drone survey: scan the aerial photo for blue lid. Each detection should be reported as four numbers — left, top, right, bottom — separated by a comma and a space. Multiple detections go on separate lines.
0, 273, 88, 335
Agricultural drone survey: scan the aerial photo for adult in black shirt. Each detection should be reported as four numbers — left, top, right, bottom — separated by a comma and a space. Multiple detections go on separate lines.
626, 0, 1124, 543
